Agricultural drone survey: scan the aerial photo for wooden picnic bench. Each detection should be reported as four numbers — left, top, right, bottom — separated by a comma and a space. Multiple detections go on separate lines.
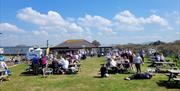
167, 70, 180, 81
69, 63, 81, 72
173, 78, 180, 82
154, 62, 176, 68
0, 69, 8, 82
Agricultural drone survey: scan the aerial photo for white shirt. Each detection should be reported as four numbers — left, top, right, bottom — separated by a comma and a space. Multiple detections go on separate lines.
62, 59, 69, 69
134, 56, 142, 64
156, 55, 161, 61
110, 60, 117, 67
128, 51, 132, 55
160, 55, 165, 61
75, 55, 79, 60
0, 61, 7, 69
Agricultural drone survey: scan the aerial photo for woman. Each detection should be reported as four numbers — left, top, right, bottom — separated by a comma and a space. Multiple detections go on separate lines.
41, 55, 47, 77
134, 54, 143, 73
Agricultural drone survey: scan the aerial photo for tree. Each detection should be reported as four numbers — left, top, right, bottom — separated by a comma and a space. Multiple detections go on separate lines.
92, 40, 101, 47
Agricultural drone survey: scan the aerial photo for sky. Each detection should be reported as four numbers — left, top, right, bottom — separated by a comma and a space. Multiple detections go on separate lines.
0, 0, 180, 46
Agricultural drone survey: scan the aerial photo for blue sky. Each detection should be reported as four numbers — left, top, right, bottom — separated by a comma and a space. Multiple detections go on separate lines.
0, 0, 180, 46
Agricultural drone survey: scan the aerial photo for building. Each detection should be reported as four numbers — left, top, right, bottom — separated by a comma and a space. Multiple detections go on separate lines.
50, 39, 95, 54
50, 39, 112, 56
55, 39, 96, 49
2, 46, 32, 56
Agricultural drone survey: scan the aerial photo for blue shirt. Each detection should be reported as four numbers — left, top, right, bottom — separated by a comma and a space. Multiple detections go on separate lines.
32, 57, 39, 64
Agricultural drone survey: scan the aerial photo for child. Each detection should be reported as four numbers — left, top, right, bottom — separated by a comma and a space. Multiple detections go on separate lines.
100, 64, 108, 77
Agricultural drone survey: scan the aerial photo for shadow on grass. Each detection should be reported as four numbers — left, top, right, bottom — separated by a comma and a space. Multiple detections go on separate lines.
148, 64, 154, 67
19, 71, 37, 76
93, 76, 102, 78
156, 80, 180, 89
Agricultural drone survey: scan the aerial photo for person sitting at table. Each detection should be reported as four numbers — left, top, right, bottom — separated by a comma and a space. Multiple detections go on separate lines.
61, 57, 69, 73
155, 53, 161, 62
100, 64, 108, 77
52, 58, 60, 74
160, 54, 165, 62
0, 56, 12, 80
74, 53, 80, 62
110, 58, 117, 67
110, 58, 117, 74
0, 57, 9, 75
58, 57, 64, 67
0, 59, 8, 70
123, 56, 130, 70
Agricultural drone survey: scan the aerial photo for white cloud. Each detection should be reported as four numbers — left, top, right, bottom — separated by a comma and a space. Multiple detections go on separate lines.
17, 7, 83, 33
32, 30, 48, 36
113, 10, 173, 31
2, 8, 177, 46
114, 10, 140, 26
77, 14, 117, 36
78, 14, 111, 28
146, 15, 168, 26
0, 23, 24, 32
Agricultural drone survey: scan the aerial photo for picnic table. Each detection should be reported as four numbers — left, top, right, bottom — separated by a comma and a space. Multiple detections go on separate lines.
154, 62, 176, 67
0, 69, 7, 82
69, 63, 81, 72
167, 70, 180, 81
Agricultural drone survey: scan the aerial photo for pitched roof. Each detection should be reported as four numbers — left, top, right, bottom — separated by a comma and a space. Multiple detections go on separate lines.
55, 39, 96, 48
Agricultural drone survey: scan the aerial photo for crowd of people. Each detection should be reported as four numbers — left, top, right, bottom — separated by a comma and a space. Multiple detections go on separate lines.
28, 52, 83, 77
50, 53, 82, 74
100, 49, 145, 77
151, 52, 165, 62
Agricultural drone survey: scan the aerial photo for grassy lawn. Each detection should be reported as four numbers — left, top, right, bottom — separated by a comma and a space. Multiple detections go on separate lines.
0, 57, 179, 91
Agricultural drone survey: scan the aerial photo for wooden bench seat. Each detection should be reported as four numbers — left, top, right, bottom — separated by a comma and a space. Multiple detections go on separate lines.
0, 75, 8, 82
173, 78, 180, 81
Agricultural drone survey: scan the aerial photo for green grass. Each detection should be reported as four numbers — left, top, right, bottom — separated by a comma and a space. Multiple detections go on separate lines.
0, 57, 179, 91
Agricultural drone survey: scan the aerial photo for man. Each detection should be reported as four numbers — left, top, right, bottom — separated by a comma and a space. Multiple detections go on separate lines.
139, 50, 145, 62
52, 58, 60, 74
32, 55, 40, 75
134, 54, 143, 73
110, 58, 117, 74
125, 73, 153, 80
62, 57, 69, 73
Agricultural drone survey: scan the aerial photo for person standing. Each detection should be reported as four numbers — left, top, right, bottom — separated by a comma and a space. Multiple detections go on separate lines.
139, 50, 145, 62
134, 54, 143, 73
41, 55, 47, 77
32, 55, 40, 75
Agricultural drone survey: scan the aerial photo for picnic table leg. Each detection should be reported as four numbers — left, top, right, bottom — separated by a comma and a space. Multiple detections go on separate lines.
168, 73, 172, 81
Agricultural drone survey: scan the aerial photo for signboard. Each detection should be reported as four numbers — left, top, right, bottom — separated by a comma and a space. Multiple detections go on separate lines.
0, 48, 4, 54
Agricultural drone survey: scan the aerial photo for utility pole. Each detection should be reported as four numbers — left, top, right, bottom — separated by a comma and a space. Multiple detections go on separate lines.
47, 40, 49, 48
46, 40, 50, 56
